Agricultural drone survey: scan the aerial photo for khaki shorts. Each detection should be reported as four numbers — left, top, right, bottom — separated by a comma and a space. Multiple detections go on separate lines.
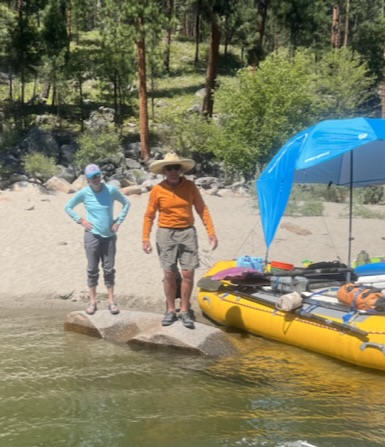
156, 227, 199, 271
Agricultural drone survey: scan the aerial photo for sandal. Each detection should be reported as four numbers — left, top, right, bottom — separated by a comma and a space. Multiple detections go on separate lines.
86, 303, 97, 315
108, 302, 120, 315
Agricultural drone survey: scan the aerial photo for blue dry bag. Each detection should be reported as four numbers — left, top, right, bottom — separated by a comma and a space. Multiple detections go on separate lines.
236, 256, 264, 272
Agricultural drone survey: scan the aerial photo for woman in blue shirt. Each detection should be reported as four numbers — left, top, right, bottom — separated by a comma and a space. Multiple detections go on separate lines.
65, 164, 130, 315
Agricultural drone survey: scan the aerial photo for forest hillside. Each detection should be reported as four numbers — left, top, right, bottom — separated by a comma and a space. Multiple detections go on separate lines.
0, 1, 384, 184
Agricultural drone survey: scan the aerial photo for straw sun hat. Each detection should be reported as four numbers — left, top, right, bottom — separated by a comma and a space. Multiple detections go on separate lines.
149, 152, 195, 175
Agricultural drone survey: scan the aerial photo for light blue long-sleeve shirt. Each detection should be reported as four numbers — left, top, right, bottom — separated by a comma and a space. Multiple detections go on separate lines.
64, 184, 130, 237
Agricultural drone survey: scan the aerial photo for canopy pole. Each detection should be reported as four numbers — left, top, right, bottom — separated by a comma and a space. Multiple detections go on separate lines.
347, 151, 354, 282
264, 249, 269, 272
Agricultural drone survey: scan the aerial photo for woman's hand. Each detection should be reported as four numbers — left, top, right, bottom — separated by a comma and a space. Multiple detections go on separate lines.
111, 223, 120, 233
79, 218, 93, 231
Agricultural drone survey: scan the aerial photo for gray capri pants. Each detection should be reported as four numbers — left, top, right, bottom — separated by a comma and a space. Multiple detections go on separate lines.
84, 231, 117, 288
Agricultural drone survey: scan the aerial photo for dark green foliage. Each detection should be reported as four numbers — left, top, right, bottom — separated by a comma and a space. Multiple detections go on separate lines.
0, 162, 11, 181
75, 129, 122, 167
270, 0, 330, 50
0, 0, 383, 194
41, 0, 69, 58
6, 16, 43, 83
72, 0, 100, 33
350, 1, 385, 81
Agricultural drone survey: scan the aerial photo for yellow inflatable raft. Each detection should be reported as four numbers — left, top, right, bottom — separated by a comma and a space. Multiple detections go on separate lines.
197, 260, 385, 371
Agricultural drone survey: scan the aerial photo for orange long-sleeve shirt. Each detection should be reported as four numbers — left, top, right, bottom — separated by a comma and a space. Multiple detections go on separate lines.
142, 178, 216, 241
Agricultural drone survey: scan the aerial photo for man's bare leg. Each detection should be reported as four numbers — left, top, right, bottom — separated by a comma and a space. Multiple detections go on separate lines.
163, 270, 177, 313
180, 269, 194, 313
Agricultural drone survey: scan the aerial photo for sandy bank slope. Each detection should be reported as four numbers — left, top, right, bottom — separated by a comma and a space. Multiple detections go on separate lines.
0, 189, 383, 311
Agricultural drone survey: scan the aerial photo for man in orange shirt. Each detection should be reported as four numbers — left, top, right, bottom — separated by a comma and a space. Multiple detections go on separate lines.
142, 152, 218, 329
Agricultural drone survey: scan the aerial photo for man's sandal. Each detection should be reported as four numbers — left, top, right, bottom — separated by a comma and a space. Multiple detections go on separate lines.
108, 303, 120, 315
86, 303, 97, 315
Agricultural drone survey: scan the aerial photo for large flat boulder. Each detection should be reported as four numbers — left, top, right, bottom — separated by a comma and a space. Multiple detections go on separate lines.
64, 310, 239, 357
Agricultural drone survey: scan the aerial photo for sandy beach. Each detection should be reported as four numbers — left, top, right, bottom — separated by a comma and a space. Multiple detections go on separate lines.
1, 186, 384, 315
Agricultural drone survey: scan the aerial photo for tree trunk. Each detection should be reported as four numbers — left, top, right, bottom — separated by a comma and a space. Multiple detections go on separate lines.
247, 0, 269, 66
42, 81, 50, 101
194, 0, 201, 65
183, 10, 188, 37
32, 71, 38, 99
65, 0, 72, 51
78, 79, 84, 132
17, 1, 25, 105
113, 71, 119, 124
257, 0, 269, 51
331, 4, 341, 49
343, 0, 350, 47
8, 70, 13, 101
150, 74, 155, 121
202, 16, 221, 118
137, 18, 150, 161
20, 67, 25, 105
274, 25, 278, 52
52, 84, 56, 107
224, 24, 229, 55
163, 0, 173, 73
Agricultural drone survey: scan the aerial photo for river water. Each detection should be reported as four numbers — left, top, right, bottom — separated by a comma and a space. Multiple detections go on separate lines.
0, 309, 383, 447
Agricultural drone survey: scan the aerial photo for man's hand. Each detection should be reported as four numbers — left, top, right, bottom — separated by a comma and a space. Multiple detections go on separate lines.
209, 235, 218, 251
142, 240, 152, 254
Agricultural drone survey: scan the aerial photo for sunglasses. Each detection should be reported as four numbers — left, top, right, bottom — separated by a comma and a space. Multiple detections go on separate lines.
89, 173, 101, 180
164, 164, 181, 172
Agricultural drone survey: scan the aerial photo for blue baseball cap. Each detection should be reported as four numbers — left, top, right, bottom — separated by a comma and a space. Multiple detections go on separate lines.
85, 164, 101, 179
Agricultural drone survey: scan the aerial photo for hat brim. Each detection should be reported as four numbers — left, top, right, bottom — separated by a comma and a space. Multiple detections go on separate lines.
149, 159, 195, 175
86, 169, 101, 179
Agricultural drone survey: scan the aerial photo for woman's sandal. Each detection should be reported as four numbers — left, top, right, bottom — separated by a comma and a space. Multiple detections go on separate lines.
108, 303, 120, 315
86, 303, 97, 315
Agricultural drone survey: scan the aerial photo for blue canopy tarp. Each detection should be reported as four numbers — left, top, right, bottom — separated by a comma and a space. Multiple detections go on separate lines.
256, 117, 385, 263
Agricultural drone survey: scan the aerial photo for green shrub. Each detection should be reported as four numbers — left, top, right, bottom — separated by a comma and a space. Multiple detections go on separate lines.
75, 130, 121, 167
22, 153, 58, 181
289, 184, 347, 203
0, 123, 24, 153
340, 203, 384, 219
353, 186, 384, 205
285, 200, 324, 217
0, 162, 11, 180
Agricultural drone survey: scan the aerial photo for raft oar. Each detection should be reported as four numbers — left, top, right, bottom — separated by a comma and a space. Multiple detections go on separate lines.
197, 274, 343, 291
201, 266, 355, 283
270, 267, 354, 277
197, 276, 369, 337
197, 276, 228, 292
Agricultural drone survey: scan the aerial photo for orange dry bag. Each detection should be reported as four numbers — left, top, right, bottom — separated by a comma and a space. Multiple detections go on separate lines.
337, 283, 385, 312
